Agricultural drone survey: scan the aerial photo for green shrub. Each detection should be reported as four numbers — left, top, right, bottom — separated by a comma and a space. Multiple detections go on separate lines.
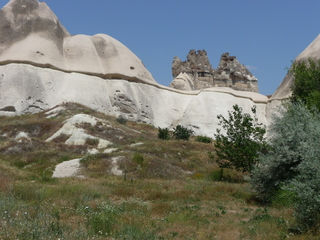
116, 116, 127, 124
132, 153, 144, 166
290, 58, 320, 111
288, 160, 320, 232
173, 125, 193, 140
158, 127, 170, 140
196, 136, 212, 143
214, 104, 268, 173
250, 102, 320, 232
271, 189, 296, 207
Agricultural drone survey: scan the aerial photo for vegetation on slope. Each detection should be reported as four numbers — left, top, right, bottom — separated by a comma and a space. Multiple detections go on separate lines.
0, 103, 318, 239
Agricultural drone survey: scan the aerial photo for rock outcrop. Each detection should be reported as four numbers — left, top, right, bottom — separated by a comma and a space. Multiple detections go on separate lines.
2, 0, 312, 138
170, 51, 258, 92
0, 0, 155, 84
0, 62, 268, 137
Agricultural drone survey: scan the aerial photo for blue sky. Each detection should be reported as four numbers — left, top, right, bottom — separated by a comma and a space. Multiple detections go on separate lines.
1, 0, 320, 95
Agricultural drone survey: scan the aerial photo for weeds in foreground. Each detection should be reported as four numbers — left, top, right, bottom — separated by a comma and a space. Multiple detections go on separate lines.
0, 104, 319, 239
0, 178, 317, 240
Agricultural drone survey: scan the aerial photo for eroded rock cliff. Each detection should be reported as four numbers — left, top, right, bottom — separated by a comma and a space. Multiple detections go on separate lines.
2, 0, 309, 137
170, 51, 258, 92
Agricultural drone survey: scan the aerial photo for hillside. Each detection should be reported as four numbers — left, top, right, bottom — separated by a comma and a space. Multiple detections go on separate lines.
0, 103, 317, 239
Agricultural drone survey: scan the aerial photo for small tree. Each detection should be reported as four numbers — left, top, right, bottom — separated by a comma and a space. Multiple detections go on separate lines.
214, 104, 267, 173
250, 103, 320, 232
173, 125, 193, 140
290, 58, 320, 111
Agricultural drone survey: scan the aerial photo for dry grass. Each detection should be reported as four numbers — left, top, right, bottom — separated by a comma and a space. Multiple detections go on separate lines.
0, 103, 319, 239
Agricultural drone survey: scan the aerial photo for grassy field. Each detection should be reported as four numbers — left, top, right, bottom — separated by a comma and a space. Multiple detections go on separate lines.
0, 103, 319, 239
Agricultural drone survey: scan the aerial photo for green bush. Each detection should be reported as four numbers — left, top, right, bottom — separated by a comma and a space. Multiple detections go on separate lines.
132, 153, 144, 166
271, 189, 296, 207
214, 104, 268, 173
158, 127, 170, 140
288, 159, 320, 232
250, 103, 320, 232
116, 116, 127, 124
196, 136, 212, 143
290, 58, 320, 111
173, 125, 193, 140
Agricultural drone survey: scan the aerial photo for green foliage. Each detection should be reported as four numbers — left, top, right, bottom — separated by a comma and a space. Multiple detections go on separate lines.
173, 125, 193, 140
115, 225, 158, 239
196, 135, 212, 143
214, 104, 268, 173
78, 201, 122, 237
271, 189, 296, 207
132, 152, 144, 166
250, 102, 320, 232
207, 168, 244, 183
116, 116, 127, 124
290, 58, 320, 111
157, 127, 170, 140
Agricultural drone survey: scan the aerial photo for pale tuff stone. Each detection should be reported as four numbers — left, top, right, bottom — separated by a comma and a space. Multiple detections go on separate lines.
0, 0, 155, 84
1, 0, 318, 137
170, 51, 258, 92
0, 63, 268, 138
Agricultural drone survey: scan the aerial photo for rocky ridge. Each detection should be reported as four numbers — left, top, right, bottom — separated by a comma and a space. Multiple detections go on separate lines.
170, 50, 258, 92
0, 0, 318, 138
0, 0, 269, 138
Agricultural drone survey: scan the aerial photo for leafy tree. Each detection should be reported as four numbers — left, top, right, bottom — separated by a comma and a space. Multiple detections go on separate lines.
214, 104, 268, 173
173, 125, 193, 140
290, 58, 320, 111
250, 103, 320, 232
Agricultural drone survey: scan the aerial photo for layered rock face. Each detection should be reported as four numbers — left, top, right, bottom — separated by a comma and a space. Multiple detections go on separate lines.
0, 63, 268, 137
0, 0, 155, 84
170, 51, 258, 92
1, 0, 302, 137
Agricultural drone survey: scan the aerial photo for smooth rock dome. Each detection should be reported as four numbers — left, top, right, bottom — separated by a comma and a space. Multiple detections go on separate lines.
0, 0, 156, 84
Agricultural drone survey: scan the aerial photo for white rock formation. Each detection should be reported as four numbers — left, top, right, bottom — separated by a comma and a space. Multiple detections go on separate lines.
0, 0, 155, 85
45, 106, 66, 118
52, 159, 82, 178
46, 113, 112, 148
103, 148, 118, 154
110, 156, 124, 176
2, 0, 315, 138
170, 51, 258, 92
170, 72, 195, 91
15, 132, 30, 140
1, 63, 268, 137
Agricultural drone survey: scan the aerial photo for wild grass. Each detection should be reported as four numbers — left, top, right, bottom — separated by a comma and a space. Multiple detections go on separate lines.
0, 103, 319, 239
1, 177, 314, 239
